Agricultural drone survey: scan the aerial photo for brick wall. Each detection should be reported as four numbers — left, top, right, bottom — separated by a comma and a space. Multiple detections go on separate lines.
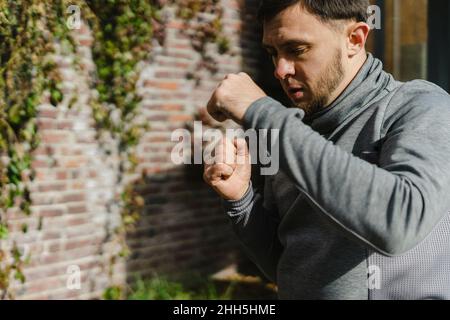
5, 0, 266, 299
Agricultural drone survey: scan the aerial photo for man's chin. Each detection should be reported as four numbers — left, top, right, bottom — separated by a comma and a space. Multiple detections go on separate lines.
292, 101, 321, 117
290, 99, 310, 111
285, 92, 319, 115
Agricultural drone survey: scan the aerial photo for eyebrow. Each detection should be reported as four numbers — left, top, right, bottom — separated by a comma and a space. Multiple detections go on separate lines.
262, 39, 312, 51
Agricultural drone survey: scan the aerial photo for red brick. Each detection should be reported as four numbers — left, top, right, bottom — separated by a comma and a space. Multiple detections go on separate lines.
146, 135, 170, 143
71, 181, 86, 190
56, 171, 68, 180
42, 231, 62, 240
37, 183, 67, 192
67, 204, 86, 214
41, 132, 69, 144
169, 114, 193, 122
37, 119, 57, 130
39, 109, 58, 119
167, 20, 185, 29
60, 157, 87, 168
57, 120, 73, 130
62, 193, 85, 203
166, 104, 184, 111
144, 80, 180, 90
78, 37, 93, 47
32, 159, 50, 169
39, 209, 64, 218
67, 217, 88, 226
148, 114, 168, 121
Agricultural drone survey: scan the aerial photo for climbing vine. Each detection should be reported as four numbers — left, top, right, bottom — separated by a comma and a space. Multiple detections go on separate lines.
174, 0, 230, 82
78, 1, 165, 299
0, 0, 76, 299
0, 0, 230, 299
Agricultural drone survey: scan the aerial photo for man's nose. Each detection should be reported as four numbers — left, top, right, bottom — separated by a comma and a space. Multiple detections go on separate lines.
274, 58, 295, 80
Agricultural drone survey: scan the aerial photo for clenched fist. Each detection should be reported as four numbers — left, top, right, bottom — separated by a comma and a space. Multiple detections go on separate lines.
206, 72, 267, 124
203, 138, 251, 201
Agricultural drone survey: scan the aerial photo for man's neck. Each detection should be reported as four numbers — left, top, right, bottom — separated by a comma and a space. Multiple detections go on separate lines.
326, 52, 368, 108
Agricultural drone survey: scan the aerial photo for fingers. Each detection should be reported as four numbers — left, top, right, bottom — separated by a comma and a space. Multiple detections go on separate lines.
209, 111, 228, 122
203, 138, 241, 186
203, 163, 234, 185
207, 72, 251, 122
210, 138, 249, 169
214, 138, 236, 166
237, 72, 249, 79
234, 138, 250, 166
234, 138, 248, 156
207, 92, 228, 122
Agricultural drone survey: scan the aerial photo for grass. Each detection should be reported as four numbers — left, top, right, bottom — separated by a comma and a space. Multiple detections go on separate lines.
126, 274, 236, 300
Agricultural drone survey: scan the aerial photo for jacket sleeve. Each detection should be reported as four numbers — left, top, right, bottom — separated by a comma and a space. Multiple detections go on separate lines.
241, 93, 450, 257
223, 178, 283, 282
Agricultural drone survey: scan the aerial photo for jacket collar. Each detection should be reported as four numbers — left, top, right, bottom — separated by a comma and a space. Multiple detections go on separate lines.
303, 54, 393, 135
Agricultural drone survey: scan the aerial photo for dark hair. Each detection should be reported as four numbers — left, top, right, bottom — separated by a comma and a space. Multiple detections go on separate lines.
257, 0, 370, 24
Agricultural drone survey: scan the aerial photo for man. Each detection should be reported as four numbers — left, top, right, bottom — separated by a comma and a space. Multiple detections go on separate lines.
204, 0, 450, 299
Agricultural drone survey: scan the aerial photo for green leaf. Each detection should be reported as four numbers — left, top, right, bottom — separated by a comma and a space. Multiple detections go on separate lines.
21, 223, 28, 233
14, 271, 26, 284
0, 224, 9, 240
50, 88, 63, 106
103, 286, 122, 300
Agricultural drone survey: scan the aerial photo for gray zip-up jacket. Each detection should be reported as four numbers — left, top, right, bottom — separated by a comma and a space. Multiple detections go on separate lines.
223, 54, 450, 300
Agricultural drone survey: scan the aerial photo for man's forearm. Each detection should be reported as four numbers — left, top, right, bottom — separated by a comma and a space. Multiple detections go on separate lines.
223, 182, 282, 282
243, 96, 450, 256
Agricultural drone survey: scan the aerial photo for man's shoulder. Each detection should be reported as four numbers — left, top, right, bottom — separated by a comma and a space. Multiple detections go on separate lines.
398, 79, 447, 95
382, 79, 450, 130
390, 79, 449, 105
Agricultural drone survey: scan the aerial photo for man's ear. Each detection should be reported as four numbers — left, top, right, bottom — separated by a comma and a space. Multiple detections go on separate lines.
346, 22, 370, 57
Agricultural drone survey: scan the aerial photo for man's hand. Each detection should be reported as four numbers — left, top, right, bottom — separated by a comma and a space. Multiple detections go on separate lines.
207, 72, 266, 124
203, 138, 251, 201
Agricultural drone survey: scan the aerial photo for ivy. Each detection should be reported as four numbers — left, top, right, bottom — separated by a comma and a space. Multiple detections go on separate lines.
175, 0, 231, 82
0, 0, 230, 299
0, 0, 74, 299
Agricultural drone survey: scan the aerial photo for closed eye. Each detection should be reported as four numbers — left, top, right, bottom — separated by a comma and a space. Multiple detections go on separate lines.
288, 47, 307, 57
265, 47, 307, 59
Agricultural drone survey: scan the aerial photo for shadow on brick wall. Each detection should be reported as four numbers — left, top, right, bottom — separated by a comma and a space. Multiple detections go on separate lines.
121, 0, 285, 299
125, 166, 240, 282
